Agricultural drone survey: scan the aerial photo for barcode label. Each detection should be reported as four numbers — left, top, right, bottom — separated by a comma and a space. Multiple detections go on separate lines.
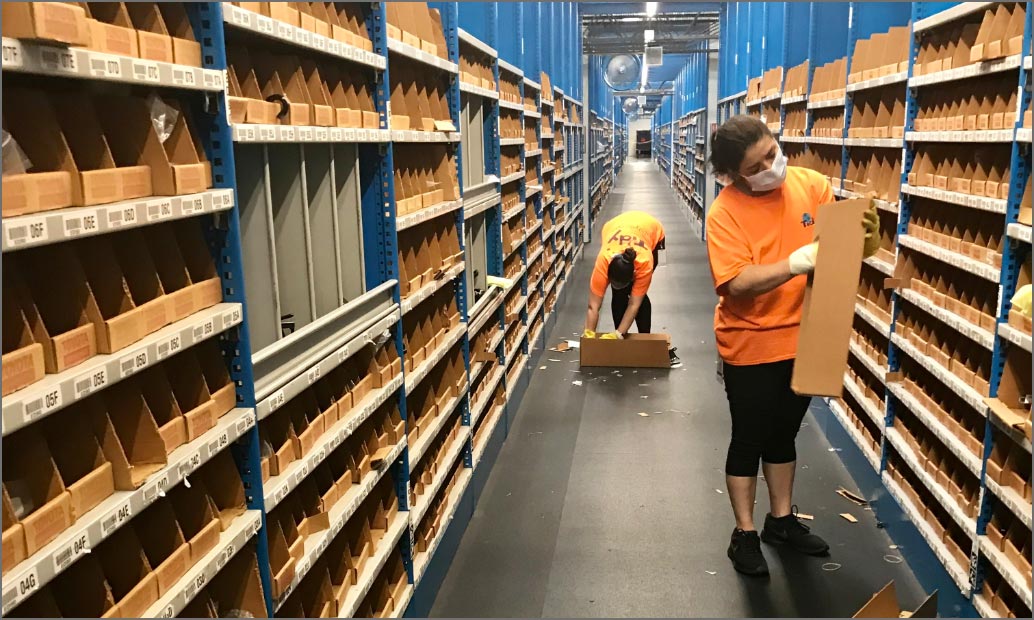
257, 16, 274, 34
74, 368, 107, 399
147, 199, 173, 221
237, 418, 250, 434
3, 565, 39, 613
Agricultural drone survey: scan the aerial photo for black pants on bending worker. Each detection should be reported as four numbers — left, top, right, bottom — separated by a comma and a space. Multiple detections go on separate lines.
610, 238, 664, 334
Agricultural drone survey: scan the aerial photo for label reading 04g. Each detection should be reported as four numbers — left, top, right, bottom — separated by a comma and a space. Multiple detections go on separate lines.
3, 565, 39, 613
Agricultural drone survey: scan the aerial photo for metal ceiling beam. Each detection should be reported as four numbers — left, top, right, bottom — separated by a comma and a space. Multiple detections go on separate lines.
584, 44, 718, 55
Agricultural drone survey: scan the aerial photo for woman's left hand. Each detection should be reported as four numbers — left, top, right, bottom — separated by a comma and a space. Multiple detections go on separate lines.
862, 203, 880, 258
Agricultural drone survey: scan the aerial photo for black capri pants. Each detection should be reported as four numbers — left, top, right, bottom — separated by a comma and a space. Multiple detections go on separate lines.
722, 358, 812, 477
610, 237, 665, 333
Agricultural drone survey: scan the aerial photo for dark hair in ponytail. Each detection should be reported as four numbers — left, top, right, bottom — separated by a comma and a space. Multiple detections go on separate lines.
608, 248, 637, 290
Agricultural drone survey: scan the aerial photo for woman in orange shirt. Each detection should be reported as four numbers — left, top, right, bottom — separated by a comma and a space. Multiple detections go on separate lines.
705, 116, 880, 576
583, 211, 666, 340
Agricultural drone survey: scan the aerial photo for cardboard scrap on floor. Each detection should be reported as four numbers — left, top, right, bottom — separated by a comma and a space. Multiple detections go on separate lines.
840, 513, 858, 523
837, 487, 868, 506
797, 513, 815, 521
551, 341, 570, 352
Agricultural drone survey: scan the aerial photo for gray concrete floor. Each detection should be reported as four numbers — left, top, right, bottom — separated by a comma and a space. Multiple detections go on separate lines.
430, 161, 926, 618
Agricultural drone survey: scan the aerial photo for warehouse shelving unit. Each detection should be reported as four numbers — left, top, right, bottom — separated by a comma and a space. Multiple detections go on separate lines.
0, 2, 586, 618
711, 2, 1033, 617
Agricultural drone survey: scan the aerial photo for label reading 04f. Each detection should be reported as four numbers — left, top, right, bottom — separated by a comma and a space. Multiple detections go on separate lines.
54, 531, 89, 571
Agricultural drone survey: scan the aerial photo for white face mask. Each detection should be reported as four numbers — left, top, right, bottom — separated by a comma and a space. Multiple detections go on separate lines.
742, 146, 787, 192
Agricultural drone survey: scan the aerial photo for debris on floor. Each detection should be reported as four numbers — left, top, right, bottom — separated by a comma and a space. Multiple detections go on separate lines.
637, 412, 650, 417
883, 554, 904, 564
836, 487, 868, 506
828, 447, 842, 452
551, 342, 571, 352
797, 513, 815, 521
572, 380, 583, 386
705, 570, 717, 576
821, 562, 842, 572
540, 366, 547, 370
840, 513, 858, 523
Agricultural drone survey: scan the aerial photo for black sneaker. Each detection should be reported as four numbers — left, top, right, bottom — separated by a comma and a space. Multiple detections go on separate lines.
668, 347, 682, 368
761, 507, 830, 556
728, 529, 769, 576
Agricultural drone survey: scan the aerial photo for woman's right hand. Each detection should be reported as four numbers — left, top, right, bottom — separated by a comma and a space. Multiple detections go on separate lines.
788, 242, 819, 275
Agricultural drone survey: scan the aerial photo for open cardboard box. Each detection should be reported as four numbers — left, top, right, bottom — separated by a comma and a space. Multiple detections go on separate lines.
98, 520, 160, 617
42, 407, 115, 521
1, 1, 89, 45
579, 333, 672, 368
227, 46, 281, 124
101, 381, 169, 487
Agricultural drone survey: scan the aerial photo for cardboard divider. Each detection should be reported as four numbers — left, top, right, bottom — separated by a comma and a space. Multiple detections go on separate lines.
98, 522, 160, 617
265, 514, 297, 599
173, 219, 224, 312
194, 339, 237, 418
197, 450, 247, 530
163, 345, 216, 440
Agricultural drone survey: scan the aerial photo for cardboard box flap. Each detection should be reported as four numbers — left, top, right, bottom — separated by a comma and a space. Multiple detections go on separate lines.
579, 333, 671, 368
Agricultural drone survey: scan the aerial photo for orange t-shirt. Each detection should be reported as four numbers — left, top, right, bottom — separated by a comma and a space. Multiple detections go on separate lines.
705, 166, 834, 365
590, 211, 665, 297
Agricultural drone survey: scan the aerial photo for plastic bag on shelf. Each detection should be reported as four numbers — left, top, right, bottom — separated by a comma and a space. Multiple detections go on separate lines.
148, 93, 180, 143
1011, 284, 1032, 318
2, 129, 32, 175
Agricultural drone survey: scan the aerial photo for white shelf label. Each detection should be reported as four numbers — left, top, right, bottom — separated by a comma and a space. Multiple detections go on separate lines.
74, 367, 107, 399
54, 531, 89, 572
133, 60, 161, 83
40, 46, 77, 73
2, 40, 22, 67
100, 499, 133, 537
120, 349, 149, 378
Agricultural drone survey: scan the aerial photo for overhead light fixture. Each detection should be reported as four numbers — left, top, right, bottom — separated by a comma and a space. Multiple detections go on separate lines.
645, 2, 658, 17
644, 29, 655, 43
640, 63, 649, 91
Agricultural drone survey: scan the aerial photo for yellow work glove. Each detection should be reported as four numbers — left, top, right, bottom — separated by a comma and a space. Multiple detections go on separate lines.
582, 329, 596, 338
788, 242, 819, 275
1011, 284, 1032, 318
862, 202, 881, 258
600, 332, 620, 340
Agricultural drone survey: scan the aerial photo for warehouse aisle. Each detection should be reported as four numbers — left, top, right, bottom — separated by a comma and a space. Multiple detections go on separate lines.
431, 162, 926, 617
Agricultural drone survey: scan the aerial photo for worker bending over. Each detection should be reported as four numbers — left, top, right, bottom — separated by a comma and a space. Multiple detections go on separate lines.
706, 116, 880, 576
583, 210, 666, 340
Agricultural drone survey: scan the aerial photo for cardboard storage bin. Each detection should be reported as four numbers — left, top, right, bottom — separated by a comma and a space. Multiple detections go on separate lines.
195, 340, 237, 418
52, 552, 119, 617
144, 225, 198, 322
202, 545, 268, 618
163, 349, 216, 440
173, 220, 224, 311
198, 450, 247, 529
137, 365, 188, 454
266, 516, 298, 599
97, 525, 160, 617
2, 272, 46, 396
2, 88, 77, 216
54, 92, 153, 203
253, 51, 313, 126
1, 1, 90, 46
2, 426, 74, 555
76, 236, 150, 353
125, 2, 174, 63
169, 482, 221, 565
129, 498, 190, 598
102, 381, 169, 487
18, 246, 100, 373
97, 94, 211, 196
41, 408, 115, 521
82, 2, 139, 57
2, 485, 28, 575
227, 46, 281, 124
158, 2, 202, 67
